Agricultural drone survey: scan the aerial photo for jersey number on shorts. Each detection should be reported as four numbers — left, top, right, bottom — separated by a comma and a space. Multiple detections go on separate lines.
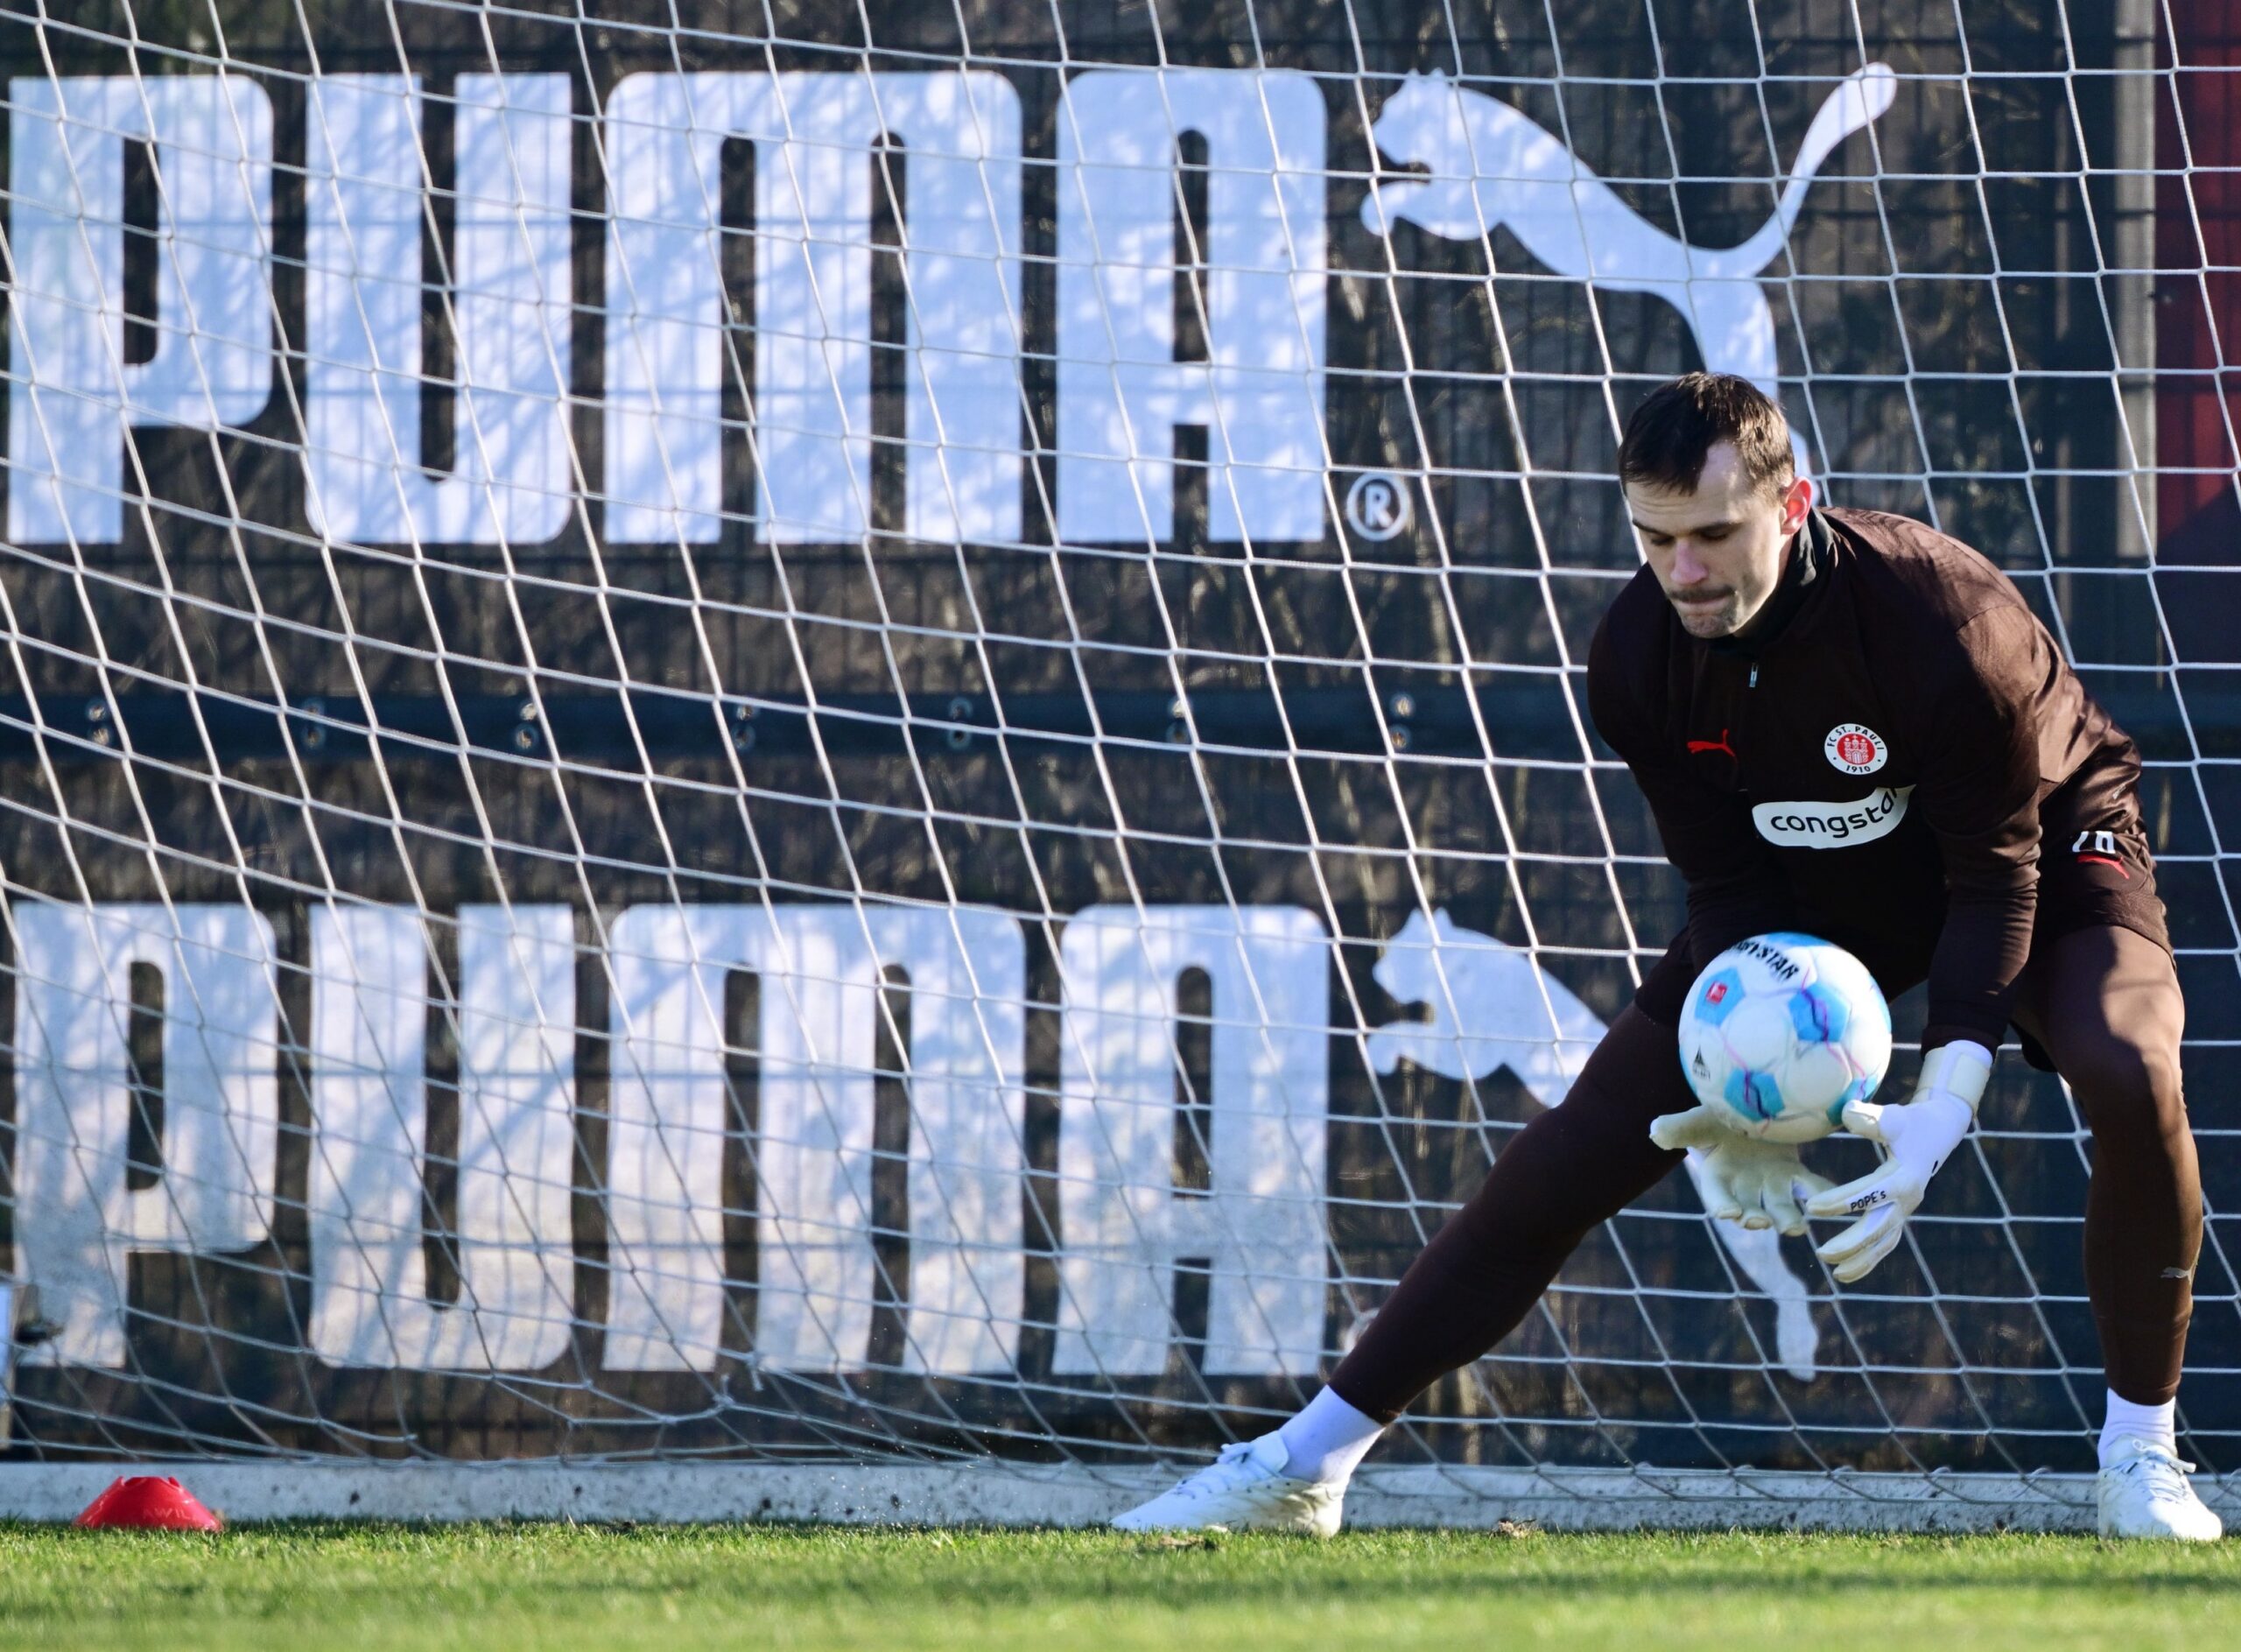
2072, 829, 2128, 875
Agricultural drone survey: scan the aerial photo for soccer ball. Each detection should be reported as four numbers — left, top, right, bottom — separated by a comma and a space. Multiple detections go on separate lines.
1676, 932, 1893, 1143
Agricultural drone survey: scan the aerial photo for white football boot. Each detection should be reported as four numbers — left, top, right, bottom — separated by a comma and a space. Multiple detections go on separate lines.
1111, 1433, 1345, 1536
2096, 1438, 2224, 1541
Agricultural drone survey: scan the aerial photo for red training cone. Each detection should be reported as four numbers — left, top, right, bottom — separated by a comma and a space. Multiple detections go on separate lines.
74, 1476, 223, 1531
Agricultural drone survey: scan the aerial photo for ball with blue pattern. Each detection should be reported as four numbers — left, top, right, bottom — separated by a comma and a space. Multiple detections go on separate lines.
1675, 932, 1893, 1143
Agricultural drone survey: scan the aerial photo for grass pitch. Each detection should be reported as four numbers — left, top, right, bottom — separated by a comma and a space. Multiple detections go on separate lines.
0, 1523, 2236, 1651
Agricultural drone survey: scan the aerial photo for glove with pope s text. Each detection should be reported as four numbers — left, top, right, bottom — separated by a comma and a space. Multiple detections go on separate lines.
1803, 1040, 1992, 1283
1647, 1107, 1835, 1238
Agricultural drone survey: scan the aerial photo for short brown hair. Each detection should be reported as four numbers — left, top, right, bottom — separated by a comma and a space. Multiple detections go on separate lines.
1616, 373, 1795, 496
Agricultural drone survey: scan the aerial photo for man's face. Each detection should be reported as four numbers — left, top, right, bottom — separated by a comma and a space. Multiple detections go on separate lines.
1626, 443, 1814, 640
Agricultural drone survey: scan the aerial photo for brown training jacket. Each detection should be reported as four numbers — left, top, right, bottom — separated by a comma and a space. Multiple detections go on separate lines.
1588, 505, 2142, 1053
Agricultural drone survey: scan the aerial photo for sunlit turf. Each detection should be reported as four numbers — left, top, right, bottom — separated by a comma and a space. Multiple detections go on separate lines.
0, 1522, 2236, 1651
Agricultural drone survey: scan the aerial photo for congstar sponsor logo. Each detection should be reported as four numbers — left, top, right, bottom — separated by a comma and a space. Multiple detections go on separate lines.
1751, 786, 1912, 847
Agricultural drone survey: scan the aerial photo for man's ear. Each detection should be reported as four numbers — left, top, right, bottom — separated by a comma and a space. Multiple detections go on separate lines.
1779, 475, 1815, 535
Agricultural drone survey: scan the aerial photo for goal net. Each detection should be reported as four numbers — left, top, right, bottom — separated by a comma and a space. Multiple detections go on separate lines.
0, 0, 2231, 1527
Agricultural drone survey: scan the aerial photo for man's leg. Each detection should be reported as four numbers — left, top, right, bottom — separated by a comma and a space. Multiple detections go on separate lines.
2010, 925, 2202, 1411
1112, 1002, 1694, 1531
2008, 924, 2217, 1538
1326, 1002, 1692, 1421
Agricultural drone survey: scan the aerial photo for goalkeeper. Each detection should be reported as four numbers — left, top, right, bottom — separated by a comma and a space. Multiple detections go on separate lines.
1114, 373, 2217, 1542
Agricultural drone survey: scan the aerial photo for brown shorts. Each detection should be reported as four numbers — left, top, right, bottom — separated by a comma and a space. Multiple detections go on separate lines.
2034, 785, 2171, 959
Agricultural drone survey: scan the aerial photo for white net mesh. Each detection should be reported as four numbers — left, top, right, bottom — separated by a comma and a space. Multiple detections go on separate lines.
0, 0, 2234, 1506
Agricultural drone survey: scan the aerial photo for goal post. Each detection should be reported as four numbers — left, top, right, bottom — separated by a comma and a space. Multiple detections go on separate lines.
0, 0, 2233, 1528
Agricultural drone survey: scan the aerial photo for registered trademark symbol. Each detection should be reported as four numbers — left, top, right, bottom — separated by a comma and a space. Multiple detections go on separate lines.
1345, 471, 1413, 541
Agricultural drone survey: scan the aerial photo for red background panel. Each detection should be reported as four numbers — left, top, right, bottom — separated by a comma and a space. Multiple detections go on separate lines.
2160, 7, 2241, 560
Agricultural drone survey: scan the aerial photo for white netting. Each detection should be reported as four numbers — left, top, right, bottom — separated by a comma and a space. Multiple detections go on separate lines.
0, 0, 2233, 1505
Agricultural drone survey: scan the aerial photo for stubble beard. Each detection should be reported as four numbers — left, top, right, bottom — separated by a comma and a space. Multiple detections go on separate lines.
1668, 591, 1742, 639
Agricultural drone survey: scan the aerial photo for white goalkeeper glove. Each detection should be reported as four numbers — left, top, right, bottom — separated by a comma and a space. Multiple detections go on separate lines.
1804, 1039, 1992, 1283
1647, 1107, 1835, 1237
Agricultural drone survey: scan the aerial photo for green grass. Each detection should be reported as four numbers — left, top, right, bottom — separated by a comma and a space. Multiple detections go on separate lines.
1, 1523, 2237, 1651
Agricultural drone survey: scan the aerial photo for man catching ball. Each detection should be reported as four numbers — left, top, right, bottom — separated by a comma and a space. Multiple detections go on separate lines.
1113, 373, 2217, 1542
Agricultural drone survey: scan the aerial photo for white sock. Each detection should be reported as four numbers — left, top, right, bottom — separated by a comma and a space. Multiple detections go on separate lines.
1275, 1388, 1385, 1485
2099, 1389, 2179, 1468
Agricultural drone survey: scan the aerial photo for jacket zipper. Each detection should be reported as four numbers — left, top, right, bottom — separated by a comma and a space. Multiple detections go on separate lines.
1732, 659, 1757, 796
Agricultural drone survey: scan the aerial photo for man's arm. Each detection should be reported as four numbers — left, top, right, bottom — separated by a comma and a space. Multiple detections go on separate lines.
1907, 603, 2048, 1053
1589, 619, 1833, 1235
1802, 603, 2040, 1283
